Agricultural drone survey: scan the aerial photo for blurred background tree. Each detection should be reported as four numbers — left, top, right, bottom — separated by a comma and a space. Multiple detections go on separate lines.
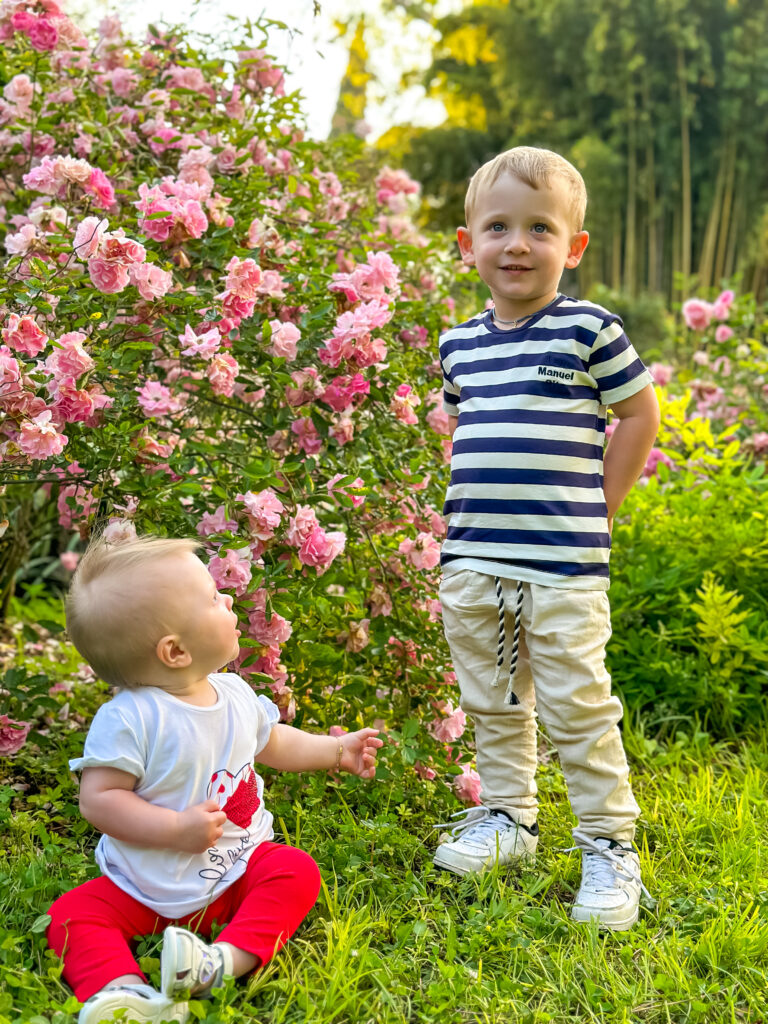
362, 0, 768, 303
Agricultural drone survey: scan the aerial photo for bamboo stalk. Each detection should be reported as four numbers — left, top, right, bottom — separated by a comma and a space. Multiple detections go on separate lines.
714, 141, 736, 285
677, 46, 692, 290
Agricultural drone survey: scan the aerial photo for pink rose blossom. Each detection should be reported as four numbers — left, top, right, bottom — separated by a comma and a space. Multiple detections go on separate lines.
0, 715, 32, 755
44, 332, 94, 382
239, 489, 284, 540
399, 532, 441, 571
28, 17, 59, 51
390, 383, 421, 425
225, 256, 262, 298
18, 409, 67, 458
430, 701, 466, 743
298, 525, 346, 574
196, 505, 237, 537
291, 417, 323, 455
73, 216, 108, 260
57, 483, 95, 530
454, 765, 483, 805
247, 590, 292, 645
715, 325, 733, 343
2, 314, 48, 357
60, 551, 80, 571
52, 380, 96, 423
208, 547, 252, 596
100, 231, 146, 265
102, 518, 137, 545
5, 224, 38, 255
179, 324, 221, 361
135, 381, 183, 417
88, 258, 130, 293
751, 432, 768, 454
129, 262, 173, 301
329, 416, 354, 445
86, 167, 116, 209
713, 289, 734, 321
648, 363, 673, 387
286, 505, 319, 547
267, 319, 300, 361
285, 367, 322, 407
209, 353, 239, 396
643, 448, 675, 478
682, 298, 713, 331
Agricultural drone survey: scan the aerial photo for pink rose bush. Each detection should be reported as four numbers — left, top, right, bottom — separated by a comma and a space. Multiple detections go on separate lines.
1, 0, 480, 795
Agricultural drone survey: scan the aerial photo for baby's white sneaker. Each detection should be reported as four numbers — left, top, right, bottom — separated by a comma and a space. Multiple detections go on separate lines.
161, 927, 234, 999
78, 982, 188, 1024
570, 836, 647, 931
433, 807, 538, 875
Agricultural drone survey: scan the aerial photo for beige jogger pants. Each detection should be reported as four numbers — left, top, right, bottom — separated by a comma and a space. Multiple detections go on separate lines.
439, 569, 640, 843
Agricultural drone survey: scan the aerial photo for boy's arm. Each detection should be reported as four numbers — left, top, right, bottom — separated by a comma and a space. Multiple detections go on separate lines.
603, 383, 661, 527
79, 766, 227, 854
257, 724, 383, 778
448, 415, 458, 438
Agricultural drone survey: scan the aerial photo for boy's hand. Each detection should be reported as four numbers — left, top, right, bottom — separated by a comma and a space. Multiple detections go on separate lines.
174, 799, 227, 853
339, 728, 384, 779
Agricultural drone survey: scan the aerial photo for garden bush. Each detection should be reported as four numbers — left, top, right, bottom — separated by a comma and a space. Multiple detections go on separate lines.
0, 0, 477, 789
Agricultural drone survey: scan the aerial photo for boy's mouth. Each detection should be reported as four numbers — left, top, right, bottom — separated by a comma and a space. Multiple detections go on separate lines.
501, 264, 532, 272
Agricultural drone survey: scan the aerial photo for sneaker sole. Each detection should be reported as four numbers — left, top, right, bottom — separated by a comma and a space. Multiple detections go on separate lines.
160, 926, 186, 999
571, 905, 639, 931
79, 991, 188, 1024
433, 847, 536, 876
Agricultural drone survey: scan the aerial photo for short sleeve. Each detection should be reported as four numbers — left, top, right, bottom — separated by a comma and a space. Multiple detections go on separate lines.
439, 337, 460, 417
254, 693, 280, 755
589, 317, 654, 406
69, 700, 146, 782
211, 673, 280, 756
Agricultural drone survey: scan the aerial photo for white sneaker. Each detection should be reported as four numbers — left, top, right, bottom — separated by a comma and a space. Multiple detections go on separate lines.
570, 836, 649, 931
79, 983, 188, 1024
160, 927, 234, 999
433, 807, 538, 876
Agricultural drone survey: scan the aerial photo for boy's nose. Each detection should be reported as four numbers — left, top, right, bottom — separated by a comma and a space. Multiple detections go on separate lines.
504, 231, 530, 253
225, 594, 234, 610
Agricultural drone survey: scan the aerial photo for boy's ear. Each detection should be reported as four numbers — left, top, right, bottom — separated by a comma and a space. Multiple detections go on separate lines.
457, 226, 475, 266
565, 230, 589, 269
156, 634, 192, 669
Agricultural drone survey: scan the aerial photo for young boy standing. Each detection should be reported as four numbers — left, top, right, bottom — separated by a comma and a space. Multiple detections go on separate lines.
48, 536, 383, 1023
434, 147, 659, 930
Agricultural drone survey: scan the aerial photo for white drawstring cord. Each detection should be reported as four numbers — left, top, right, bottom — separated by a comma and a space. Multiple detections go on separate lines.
493, 577, 524, 704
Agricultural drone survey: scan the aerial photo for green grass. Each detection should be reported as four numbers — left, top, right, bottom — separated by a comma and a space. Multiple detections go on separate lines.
2, 724, 767, 1024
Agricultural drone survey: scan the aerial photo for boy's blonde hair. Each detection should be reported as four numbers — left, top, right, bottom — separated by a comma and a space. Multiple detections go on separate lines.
465, 146, 587, 231
66, 535, 200, 689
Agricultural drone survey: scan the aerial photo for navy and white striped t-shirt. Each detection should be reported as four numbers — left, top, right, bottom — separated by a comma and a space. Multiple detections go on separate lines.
439, 294, 653, 590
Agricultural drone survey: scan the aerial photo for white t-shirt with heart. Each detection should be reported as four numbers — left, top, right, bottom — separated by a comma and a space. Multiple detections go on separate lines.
69, 672, 280, 917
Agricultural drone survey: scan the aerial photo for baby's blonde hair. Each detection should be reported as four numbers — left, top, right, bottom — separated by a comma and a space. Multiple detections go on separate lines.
66, 535, 200, 688
464, 146, 587, 231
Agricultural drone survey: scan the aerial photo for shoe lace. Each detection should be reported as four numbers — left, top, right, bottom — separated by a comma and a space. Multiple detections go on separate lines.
433, 807, 515, 846
565, 835, 652, 901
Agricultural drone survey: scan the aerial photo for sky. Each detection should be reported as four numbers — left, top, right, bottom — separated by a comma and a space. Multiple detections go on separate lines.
77, 0, 455, 141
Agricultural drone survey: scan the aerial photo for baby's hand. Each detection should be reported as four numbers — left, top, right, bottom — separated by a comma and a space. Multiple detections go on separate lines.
340, 728, 384, 779
174, 799, 227, 853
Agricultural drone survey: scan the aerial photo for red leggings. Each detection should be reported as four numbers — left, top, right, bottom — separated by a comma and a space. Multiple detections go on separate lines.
47, 843, 321, 1002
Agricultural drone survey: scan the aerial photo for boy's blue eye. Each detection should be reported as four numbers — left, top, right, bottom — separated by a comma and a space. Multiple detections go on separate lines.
532, 223, 548, 234
489, 222, 505, 232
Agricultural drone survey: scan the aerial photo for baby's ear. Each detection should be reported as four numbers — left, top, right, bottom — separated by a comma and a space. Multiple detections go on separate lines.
156, 634, 192, 669
457, 227, 475, 266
